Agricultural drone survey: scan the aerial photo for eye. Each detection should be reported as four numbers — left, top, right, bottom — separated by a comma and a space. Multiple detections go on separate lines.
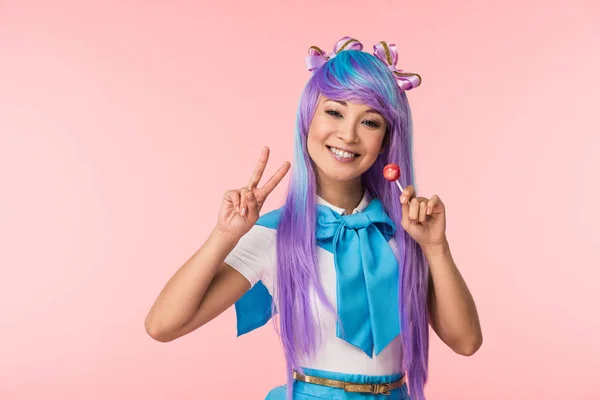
325, 110, 342, 117
325, 110, 381, 128
364, 120, 381, 128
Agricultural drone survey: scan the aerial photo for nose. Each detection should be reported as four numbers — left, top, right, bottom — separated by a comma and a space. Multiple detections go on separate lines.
336, 121, 359, 144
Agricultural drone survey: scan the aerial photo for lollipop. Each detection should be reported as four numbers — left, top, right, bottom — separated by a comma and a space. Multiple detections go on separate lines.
383, 163, 404, 193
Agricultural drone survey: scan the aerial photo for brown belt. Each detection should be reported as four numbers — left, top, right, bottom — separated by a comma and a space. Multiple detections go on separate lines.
292, 370, 407, 396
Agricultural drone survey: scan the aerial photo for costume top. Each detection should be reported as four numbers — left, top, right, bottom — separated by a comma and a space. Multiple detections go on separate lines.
224, 190, 405, 375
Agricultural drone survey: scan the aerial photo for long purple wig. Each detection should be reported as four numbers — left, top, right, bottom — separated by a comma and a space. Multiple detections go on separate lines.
275, 49, 430, 400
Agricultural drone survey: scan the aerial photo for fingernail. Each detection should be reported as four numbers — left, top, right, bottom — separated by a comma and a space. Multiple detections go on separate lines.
241, 207, 246, 216
427, 207, 432, 215
400, 196, 406, 203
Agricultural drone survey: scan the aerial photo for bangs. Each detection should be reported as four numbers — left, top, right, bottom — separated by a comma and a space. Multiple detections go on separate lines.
311, 50, 402, 123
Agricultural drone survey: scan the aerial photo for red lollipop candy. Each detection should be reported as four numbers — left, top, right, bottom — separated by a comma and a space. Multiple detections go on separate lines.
383, 163, 404, 192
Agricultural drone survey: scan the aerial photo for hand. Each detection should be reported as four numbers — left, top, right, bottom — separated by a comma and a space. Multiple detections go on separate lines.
216, 147, 291, 240
399, 185, 447, 250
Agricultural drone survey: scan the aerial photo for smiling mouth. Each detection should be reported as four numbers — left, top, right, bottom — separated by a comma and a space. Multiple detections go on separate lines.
327, 146, 359, 159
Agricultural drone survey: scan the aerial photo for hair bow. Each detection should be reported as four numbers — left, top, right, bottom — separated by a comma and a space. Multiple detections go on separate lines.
372, 41, 422, 91
305, 36, 363, 72
305, 36, 422, 91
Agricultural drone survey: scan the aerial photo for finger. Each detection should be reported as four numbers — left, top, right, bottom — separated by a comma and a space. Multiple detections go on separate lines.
245, 191, 259, 221
247, 147, 270, 190
239, 187, 249, 216
399, 185, 415, 205
427, 195, 443, 215
409, 197, 420, 221
225, 190, 241, 213
419, 200, 428, 223
256, 161, 291, 201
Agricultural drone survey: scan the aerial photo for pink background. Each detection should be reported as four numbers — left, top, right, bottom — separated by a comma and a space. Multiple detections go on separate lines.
1, 0, 599, 399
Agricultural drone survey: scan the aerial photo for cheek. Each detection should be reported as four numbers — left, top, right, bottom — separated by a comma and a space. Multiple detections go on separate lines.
306, 131, 320, 151
364, 134, 386, 155
307, 121, 333, 145
306, 129, 326, 160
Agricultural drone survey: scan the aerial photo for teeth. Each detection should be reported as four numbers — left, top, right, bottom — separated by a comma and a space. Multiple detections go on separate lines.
329, 146, 356, 159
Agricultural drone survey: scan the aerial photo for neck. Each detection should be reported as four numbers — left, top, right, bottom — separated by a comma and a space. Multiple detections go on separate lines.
316, 174, 364, 215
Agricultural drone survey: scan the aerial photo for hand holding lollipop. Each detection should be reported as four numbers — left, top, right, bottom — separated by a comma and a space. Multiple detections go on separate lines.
383, 163, 448, 248
383, 163, 403, 193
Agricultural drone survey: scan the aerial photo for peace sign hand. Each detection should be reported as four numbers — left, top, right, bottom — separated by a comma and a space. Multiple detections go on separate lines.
216, 147, 291, 241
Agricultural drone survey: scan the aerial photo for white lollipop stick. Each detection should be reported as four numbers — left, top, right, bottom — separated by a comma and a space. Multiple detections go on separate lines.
395, 180, 404, 193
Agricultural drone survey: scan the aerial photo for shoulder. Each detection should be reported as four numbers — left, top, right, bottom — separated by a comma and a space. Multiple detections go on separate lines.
224, 210, 281, 287
255, 207, 284, 230
236, 207, 284, 249
239, 223, 277, 249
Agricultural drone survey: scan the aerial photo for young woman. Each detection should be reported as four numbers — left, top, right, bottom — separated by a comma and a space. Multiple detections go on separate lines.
145, 36, 483, 400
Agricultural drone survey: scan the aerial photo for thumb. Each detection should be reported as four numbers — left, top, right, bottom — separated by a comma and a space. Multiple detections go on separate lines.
400, 196, 411, 230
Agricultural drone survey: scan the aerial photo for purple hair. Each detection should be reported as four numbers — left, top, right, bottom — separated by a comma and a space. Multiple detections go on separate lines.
275, 49, 429, 400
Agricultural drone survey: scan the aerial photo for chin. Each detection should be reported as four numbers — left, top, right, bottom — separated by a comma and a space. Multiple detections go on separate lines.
322, 169, 362, 182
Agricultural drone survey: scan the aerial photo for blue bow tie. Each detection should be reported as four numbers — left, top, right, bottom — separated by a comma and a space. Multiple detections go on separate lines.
233, 198, 402, 358
316, 198, 401, 357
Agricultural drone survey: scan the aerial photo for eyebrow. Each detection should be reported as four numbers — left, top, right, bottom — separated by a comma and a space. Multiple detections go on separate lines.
324, 99, 381, 115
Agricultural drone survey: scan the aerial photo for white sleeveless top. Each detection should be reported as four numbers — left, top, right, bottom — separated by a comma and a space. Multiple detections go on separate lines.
224, 190, 404, 375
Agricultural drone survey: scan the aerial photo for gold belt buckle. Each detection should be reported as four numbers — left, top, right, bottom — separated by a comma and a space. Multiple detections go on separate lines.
343, 382, 393, 395
374, 383, 393, 395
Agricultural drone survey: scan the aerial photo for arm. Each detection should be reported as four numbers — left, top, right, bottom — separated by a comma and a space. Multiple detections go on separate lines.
424, 240, 483, 356
144, 227, 250, 342
144, 147, 290, 343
